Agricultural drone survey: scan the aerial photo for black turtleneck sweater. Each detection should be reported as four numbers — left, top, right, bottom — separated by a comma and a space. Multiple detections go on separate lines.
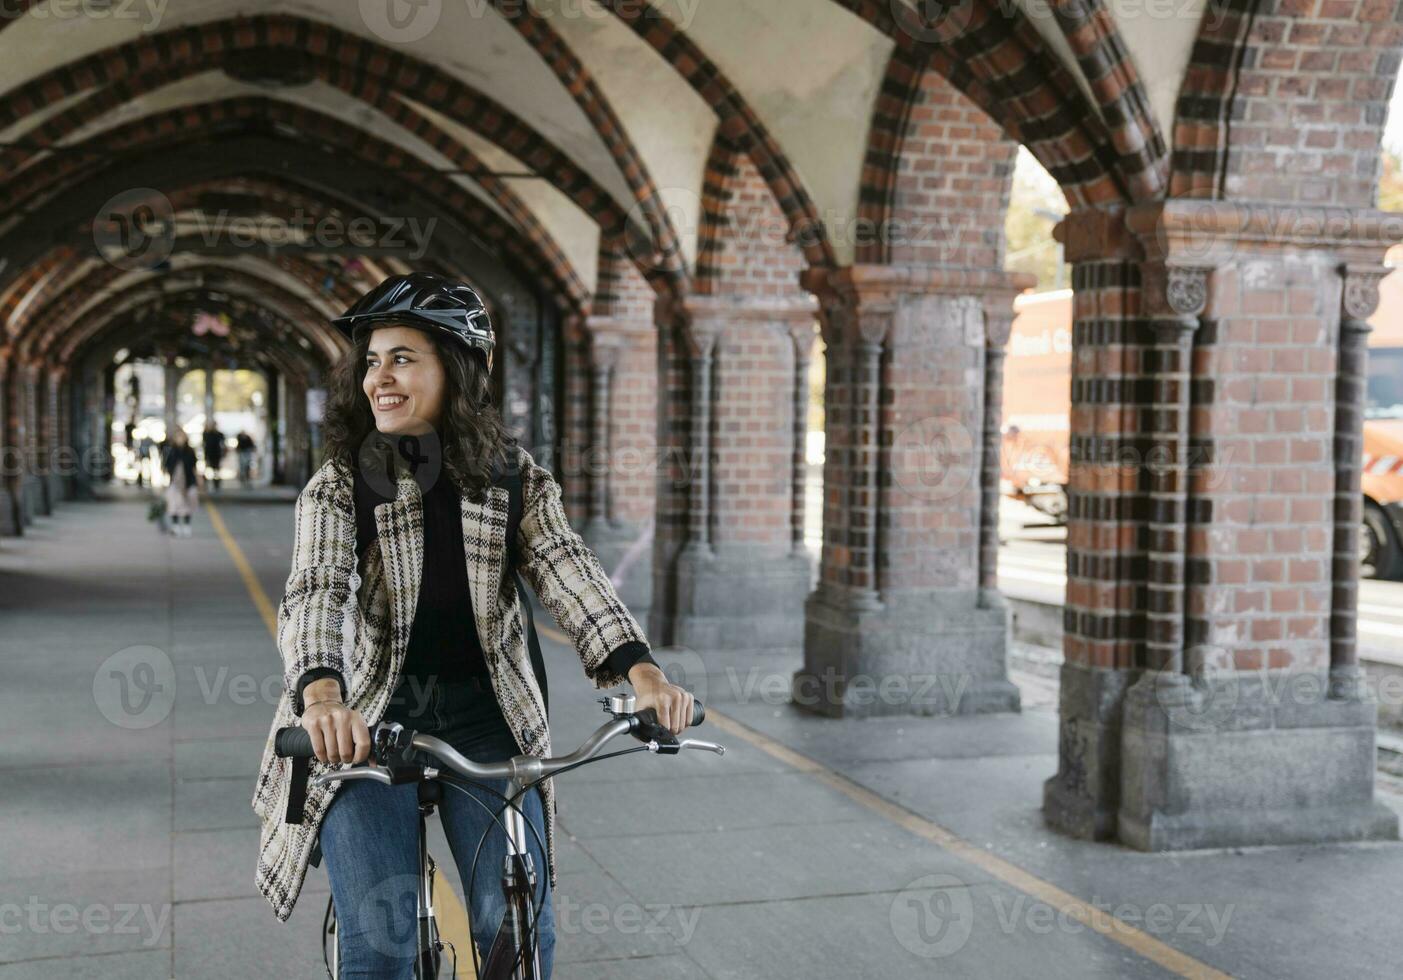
399, 451, 488, 684
292, 434, 657, 714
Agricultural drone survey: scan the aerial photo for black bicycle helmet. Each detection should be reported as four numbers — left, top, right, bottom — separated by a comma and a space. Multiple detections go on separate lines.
332, 272, 494, 366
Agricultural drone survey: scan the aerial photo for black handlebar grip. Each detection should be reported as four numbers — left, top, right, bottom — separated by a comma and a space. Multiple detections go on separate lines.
274, 726, 316, 758
691, 699, 705, 727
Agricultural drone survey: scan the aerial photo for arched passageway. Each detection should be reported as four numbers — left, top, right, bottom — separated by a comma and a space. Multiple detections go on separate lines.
4, 3, 1403, 977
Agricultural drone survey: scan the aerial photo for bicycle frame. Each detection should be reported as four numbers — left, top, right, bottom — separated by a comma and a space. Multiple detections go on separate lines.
298, 692, 723, 980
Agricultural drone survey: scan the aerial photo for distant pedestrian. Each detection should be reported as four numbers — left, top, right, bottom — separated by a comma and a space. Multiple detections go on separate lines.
203, 424, 226, 491
235, 430, 256, 488
136, 433, 155, 488
161, 428, 201, 537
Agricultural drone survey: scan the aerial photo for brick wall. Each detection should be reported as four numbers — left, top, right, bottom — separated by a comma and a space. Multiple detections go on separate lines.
880, 294, 987, 594
1063, 252, 1148, 670
1173, 0, 1403, 206
1184, 255, 1338, 671
884, 67, 1018, 269
610, 328, 658, 528
698, 148, 807, 298
710, 322, 795, 549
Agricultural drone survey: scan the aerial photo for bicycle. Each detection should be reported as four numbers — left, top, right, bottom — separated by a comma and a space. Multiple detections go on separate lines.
275, 692, 722, 979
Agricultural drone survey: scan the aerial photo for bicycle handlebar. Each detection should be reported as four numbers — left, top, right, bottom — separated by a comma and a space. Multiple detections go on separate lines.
274, 697, 715, 781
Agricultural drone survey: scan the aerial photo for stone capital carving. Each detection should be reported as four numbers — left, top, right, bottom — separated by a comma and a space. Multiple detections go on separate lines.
682, 317, 722, 360
1140, 262, 1213, 320
1339, 263, 1390, 324
788, 319, 818, 364
983, 311, 1016, 349
587, 334, 625, 372
853, 308, 892, 350
1165, 265, 1211, 317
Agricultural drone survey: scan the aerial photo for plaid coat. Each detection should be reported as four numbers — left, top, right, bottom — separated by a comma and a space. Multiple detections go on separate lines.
251, 447, 650, 922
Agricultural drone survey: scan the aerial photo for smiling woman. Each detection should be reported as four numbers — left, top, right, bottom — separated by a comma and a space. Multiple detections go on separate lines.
322, 273, 506, 499
253, 272, 695, 977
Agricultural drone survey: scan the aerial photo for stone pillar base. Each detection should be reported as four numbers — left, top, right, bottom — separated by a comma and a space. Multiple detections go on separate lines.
793, 588, 1020, 719
579, 518, 653, 625
20, 475, 41, 523
671, 545, 811, 652
0, 484, 18, 536
1042, 662, 1135, 841
1117, 671, 1398, 850
46, 471, 66, 506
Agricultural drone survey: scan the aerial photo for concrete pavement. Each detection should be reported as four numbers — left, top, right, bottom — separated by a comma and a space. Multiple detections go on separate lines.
4, 490, 1403, 978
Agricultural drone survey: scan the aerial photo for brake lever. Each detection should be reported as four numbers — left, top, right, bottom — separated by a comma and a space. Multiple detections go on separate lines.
678, 738, 725, 755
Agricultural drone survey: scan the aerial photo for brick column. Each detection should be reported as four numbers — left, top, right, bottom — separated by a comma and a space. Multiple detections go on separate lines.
787, 321, 816, 556
977, 287, 1032, 595
0, 347, 16, 536
558, 313, 590, 522
164, 359, 180, 435
586, 332, 620, 529
1042, 207, 1146, 840
284, 374, 311, 488
1142, 265, 1210, 676
18, 362, 44, 521
1110, 201, 1397, 851
667, 294, 817, 652
45, 368, 67, 504
575, 315, 656, 618
1330, 265, 1389, 699
794, 265, 1023, 718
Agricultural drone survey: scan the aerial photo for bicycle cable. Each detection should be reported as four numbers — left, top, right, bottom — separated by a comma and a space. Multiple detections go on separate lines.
438, 744, 653, 978
436, 775, 550, 979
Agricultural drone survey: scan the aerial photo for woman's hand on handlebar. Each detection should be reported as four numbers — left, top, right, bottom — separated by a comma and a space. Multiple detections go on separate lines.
302, 694, 372, 765
628, 664, 695, 736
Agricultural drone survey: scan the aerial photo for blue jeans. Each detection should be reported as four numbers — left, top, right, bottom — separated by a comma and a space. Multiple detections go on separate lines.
320, 675, 557, 978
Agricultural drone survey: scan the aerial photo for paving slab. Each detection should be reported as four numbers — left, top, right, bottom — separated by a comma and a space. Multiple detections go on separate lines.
9, 493, 1403, 979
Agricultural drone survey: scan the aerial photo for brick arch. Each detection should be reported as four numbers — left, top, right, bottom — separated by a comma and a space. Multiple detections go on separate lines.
2, 185, 389, 367
0, 57, 600, 309
601, 1, 839, 270
0, 255, 67, 342
483, 1, 686, 287
50, 269, 340, 369
694, 136, 808, 297
841, 0, 1162, 215
7, 180, 378, 349
1169, 0, 1402, 205
592, 245, 656, 322
0, 13, 683, 292
14, 252, 353, 365
856, 58, 1021, 268
0, 98, 588, 315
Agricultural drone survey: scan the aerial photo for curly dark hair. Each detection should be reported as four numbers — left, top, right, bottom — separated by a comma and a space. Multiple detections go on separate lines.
321, 323, 515, 501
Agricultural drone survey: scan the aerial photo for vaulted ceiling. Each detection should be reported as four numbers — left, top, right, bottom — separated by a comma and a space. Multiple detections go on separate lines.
0, 0, 1204, 373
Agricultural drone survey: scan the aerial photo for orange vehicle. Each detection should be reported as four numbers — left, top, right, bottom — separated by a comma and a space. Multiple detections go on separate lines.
1001, 278, 1403, 579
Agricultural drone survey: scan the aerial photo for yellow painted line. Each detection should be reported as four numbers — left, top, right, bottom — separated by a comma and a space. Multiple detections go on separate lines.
206, 496, 478, 977
204, 499, 278, 636
538, 622, 1230, 979
432, 879, 477, 980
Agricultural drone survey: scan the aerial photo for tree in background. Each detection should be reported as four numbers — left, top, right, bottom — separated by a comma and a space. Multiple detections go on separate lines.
1380, 149, 1403, 213
1004, 147, 1069, 293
